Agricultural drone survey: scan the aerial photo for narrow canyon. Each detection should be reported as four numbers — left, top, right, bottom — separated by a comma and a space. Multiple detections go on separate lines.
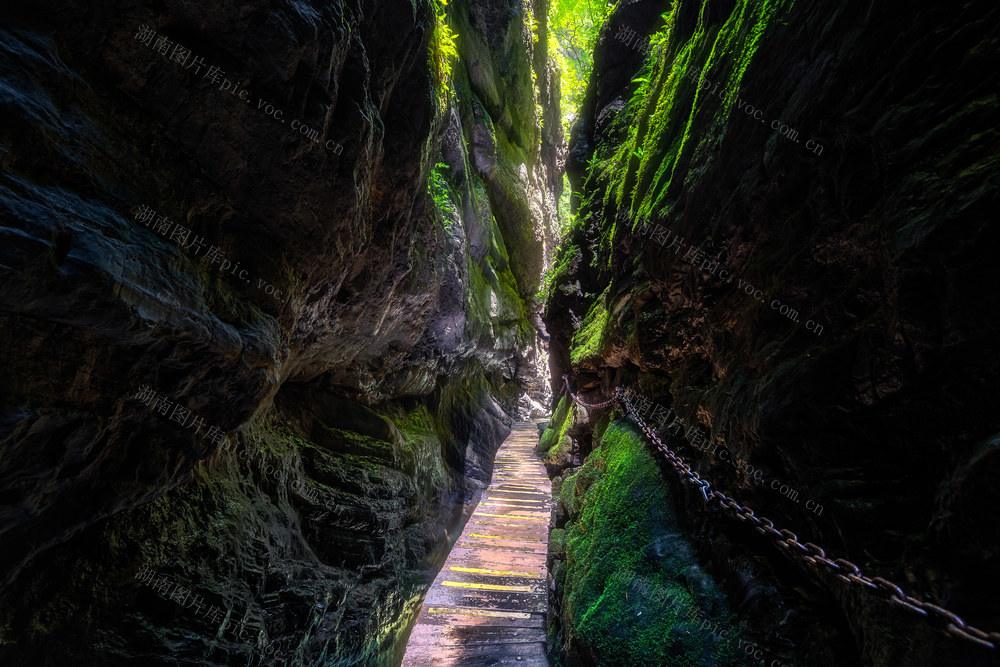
0, 0, 997, 665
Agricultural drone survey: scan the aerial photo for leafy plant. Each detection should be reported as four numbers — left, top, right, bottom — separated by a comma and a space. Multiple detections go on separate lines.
549, 0, 616, 134
429, 0, 458, 105
527, 8, 540, 45
429, 162, 454, 211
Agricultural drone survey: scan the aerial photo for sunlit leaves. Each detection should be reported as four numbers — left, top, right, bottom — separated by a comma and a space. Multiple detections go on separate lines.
429, 0, 458, 106
549, 0, 616, 133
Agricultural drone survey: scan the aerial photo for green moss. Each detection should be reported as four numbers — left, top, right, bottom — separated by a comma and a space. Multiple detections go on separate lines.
538, 394, 571, 454
549, 527, 567, 559
538, 237, 582, 303
429, 162, 458, 224
596, 0, 792, 225
536, 394, 578, 469
558, 419, 741, 665
491, 131, 542, 295
570, 294, 611, 365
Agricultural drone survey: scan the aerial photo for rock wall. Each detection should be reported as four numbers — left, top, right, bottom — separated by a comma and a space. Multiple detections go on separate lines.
0, 0, 559, 663
544, 0, 1000, 665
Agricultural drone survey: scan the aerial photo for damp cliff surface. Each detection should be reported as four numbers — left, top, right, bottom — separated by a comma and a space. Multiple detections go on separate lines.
544, 0, 1000, 665
0, 0, 559, 664
542, 401, 751, 666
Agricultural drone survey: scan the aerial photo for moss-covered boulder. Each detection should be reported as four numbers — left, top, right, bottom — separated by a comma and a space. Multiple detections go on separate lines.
552, 418, 753, 665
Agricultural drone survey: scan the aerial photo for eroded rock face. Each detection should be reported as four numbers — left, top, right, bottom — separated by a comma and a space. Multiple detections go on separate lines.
545, 0, 1000, 665
0, 0, 558, 663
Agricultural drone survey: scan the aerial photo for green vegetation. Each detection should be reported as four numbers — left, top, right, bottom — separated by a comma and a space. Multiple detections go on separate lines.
526, 5, 540, 45
558, 419, 741, 664
428, 161, 457, 227
570, 292, 611, 364
425, 0, 459, 240
535, 209, 586, 303
549, 0, 616, 134
429, 0, 459, 106
557, 172, 574, 229
538, 394, 571, 453
595, 0, 790, 224
537, 395, 575, 466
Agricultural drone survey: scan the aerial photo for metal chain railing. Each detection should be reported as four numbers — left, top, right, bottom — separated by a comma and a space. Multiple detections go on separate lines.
561, 375, 1000, 650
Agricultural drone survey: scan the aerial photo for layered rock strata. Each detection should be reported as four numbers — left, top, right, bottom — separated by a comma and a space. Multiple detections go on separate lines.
0, 0, 560, 663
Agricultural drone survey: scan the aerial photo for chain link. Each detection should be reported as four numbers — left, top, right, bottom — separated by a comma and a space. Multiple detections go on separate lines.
560, 375, 618, 410
560, 376, 998, 651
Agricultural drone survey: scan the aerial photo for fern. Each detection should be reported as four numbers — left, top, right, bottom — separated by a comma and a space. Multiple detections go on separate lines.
428, 162, 456, 230
429, 0, 458, 105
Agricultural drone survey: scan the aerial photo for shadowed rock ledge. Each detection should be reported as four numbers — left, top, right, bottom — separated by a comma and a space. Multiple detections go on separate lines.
0, 0, 559, 663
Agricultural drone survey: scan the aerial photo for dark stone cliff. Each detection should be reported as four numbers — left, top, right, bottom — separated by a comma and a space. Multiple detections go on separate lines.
0, 0, 558, 663
543, 0, 1000, 665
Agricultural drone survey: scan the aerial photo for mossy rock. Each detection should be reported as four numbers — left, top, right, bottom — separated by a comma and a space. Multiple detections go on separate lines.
556, 419, 741, 665
549, 527, 567, 559
537, 394, 572, 456
570, 294, 611, 366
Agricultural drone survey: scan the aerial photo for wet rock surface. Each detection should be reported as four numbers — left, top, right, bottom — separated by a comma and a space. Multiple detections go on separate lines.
543, 0, 1000, 665
0, 0, 557, 663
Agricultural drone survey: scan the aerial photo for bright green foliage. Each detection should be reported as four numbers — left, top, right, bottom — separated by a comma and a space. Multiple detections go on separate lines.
570, 293, 610, 364
549, 0, 616, 133
429, 0, 459, 106
558, 419, 741, 665
428, 162, 456, 225
557, 172, 574, 228
526, 6, 540, 45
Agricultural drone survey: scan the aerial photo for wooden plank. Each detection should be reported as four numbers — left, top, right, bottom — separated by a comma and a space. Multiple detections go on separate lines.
439, 573, 546, 591
456, 540, 548, 553
403, 422, 552, 666
474, 505, 549, 515
466, 521, 550, 536
414, 604, 546, 628
406, 624, 545, 646
423, 587, 546, 612
486, 489, 549, 497
443, 549, 548, 570
403, 642, 548, 666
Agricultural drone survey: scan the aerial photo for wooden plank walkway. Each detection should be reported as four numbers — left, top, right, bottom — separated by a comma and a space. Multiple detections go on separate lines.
402, 422, 551, 666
